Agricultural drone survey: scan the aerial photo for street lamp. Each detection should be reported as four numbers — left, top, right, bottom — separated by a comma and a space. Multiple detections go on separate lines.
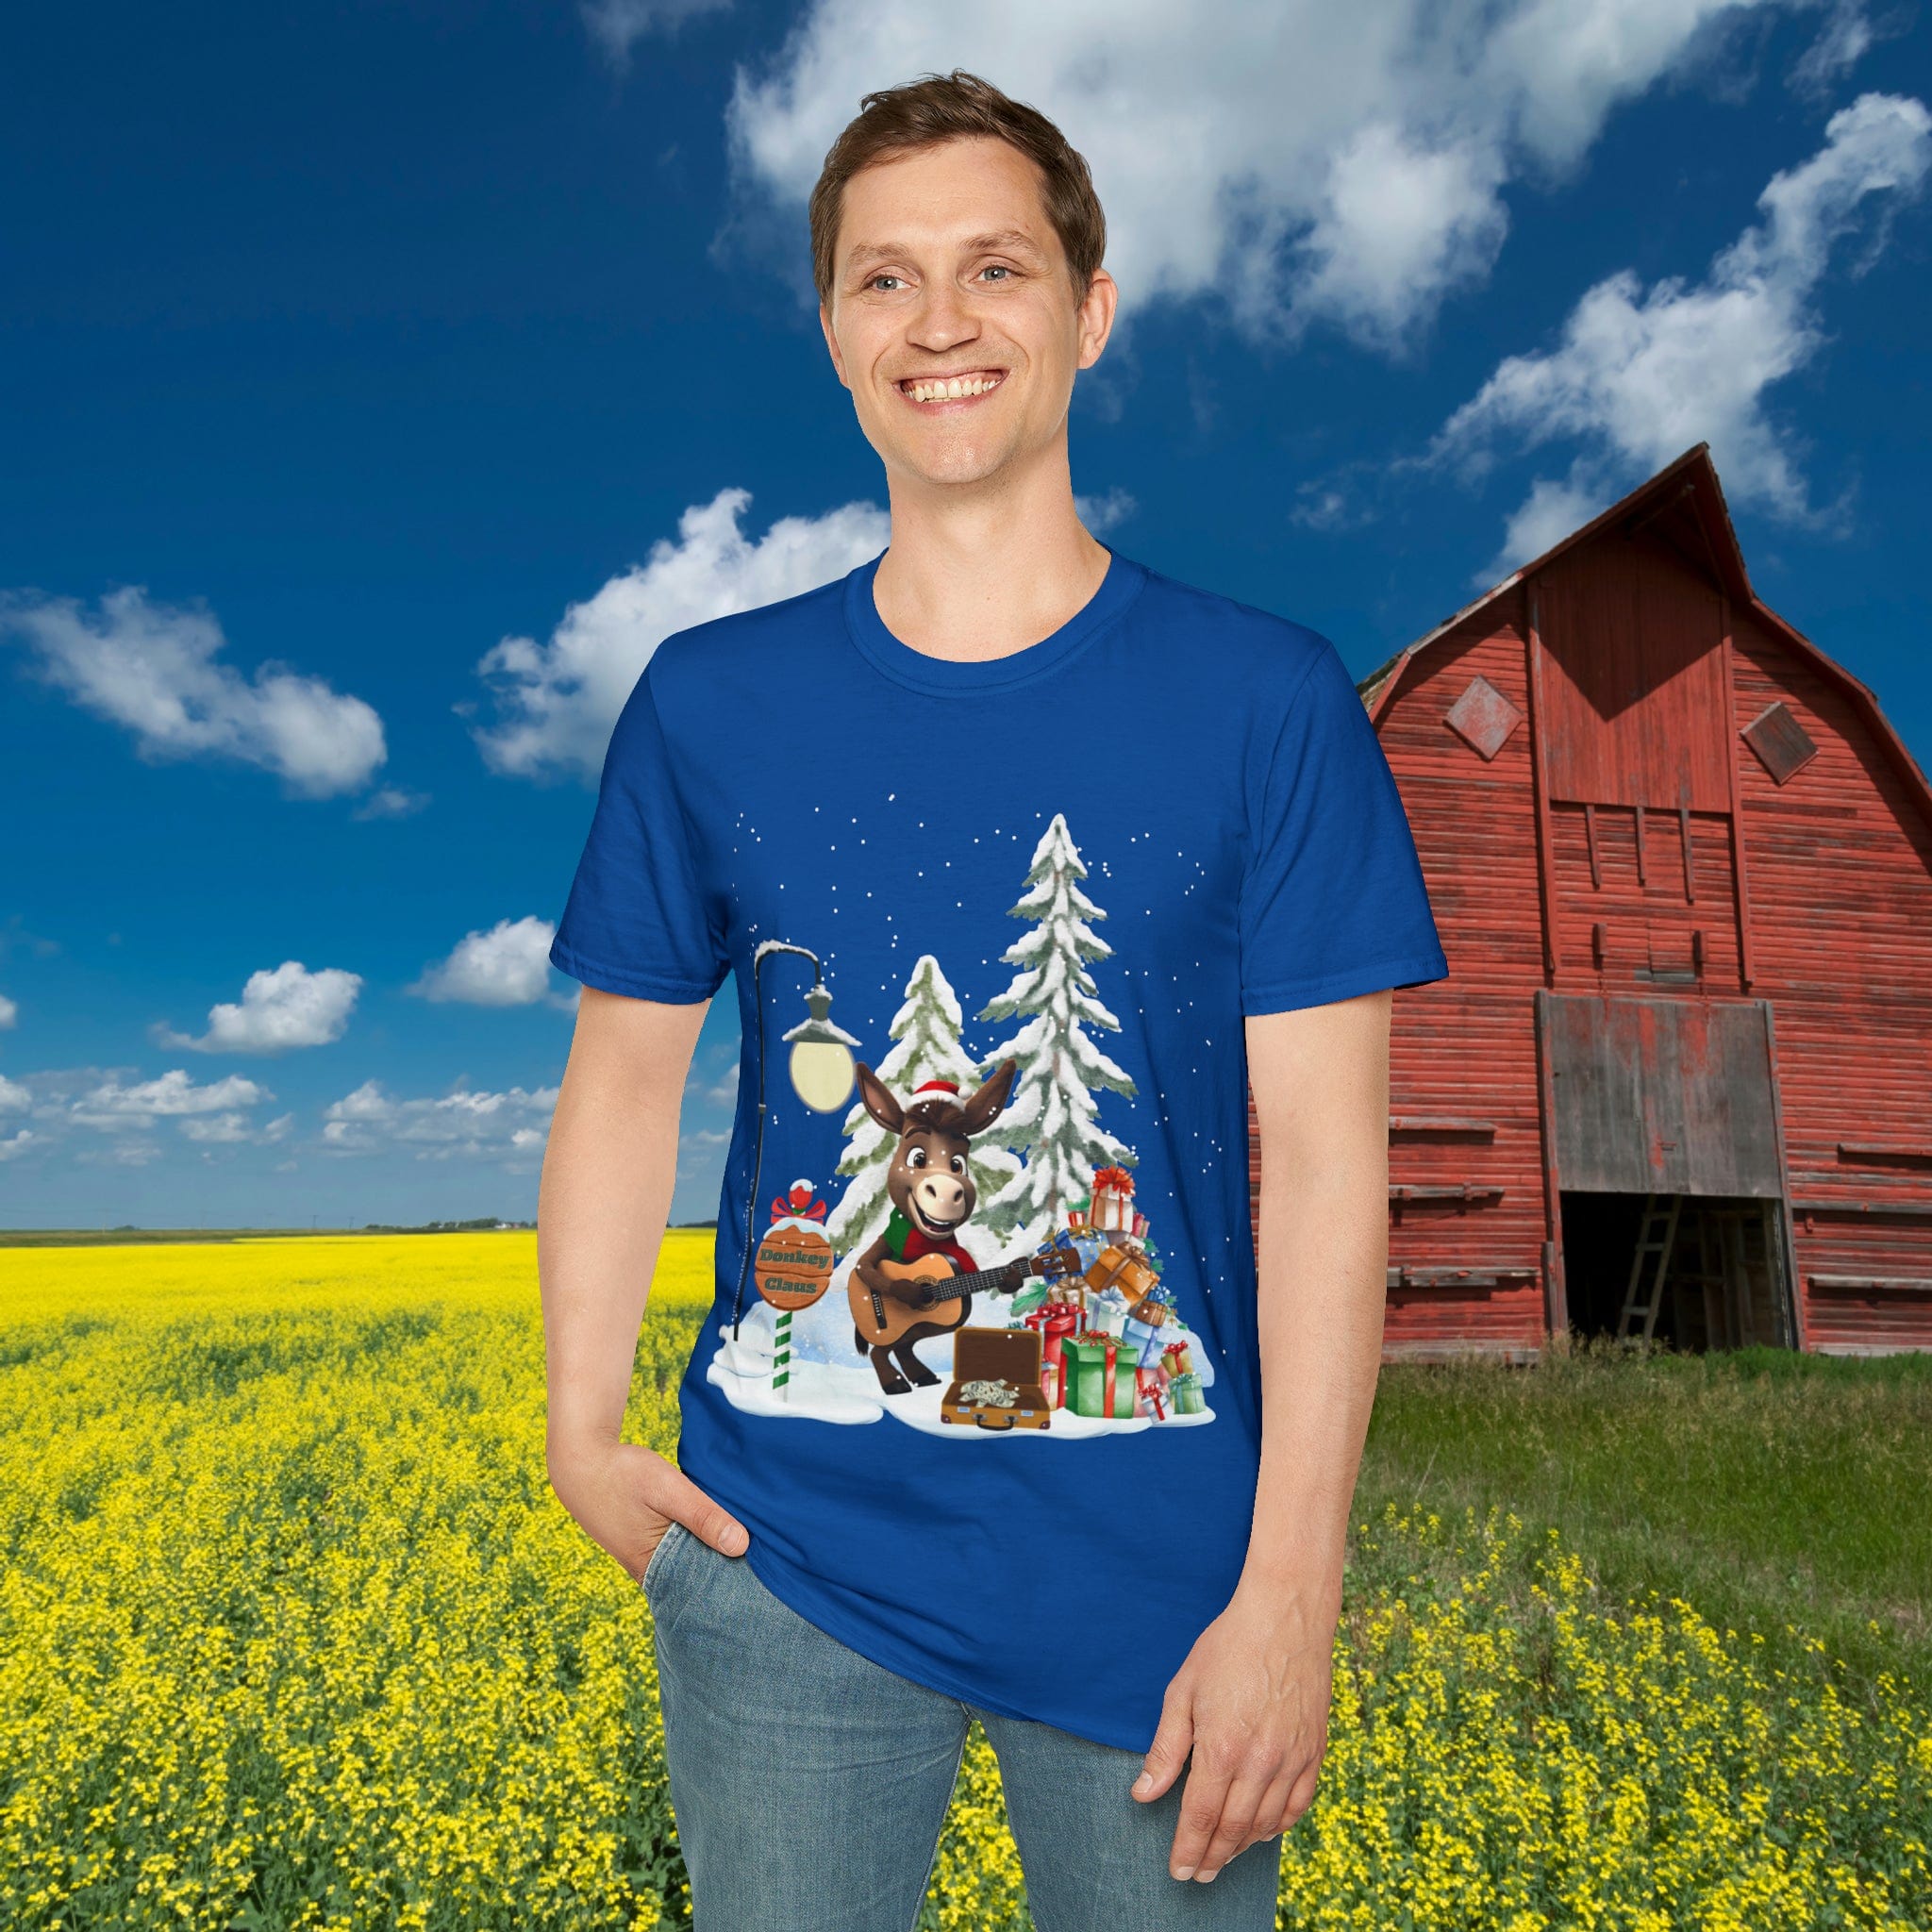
782, 978, 859, 1113
729, 940, 860, 1338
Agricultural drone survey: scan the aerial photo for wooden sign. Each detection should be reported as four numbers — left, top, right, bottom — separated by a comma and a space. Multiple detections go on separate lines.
755, 1225, 835, 1310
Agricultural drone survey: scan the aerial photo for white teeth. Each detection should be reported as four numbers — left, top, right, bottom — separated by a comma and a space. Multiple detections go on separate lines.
907, 374, 1001, 402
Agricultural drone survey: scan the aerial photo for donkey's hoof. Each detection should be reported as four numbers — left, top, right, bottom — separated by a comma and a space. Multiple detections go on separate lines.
874, 1369, 912, 1396
902, 1359, 941, 1388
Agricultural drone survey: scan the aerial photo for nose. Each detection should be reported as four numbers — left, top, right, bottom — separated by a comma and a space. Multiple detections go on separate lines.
908, 280, 977, 355
917, 1174, 967, 1217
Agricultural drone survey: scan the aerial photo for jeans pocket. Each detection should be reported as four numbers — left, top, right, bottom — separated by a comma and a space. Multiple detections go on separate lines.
641, 1519, 688, 1601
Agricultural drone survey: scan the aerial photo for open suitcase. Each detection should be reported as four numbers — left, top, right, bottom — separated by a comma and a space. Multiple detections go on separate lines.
940, 1324, 1053, 1431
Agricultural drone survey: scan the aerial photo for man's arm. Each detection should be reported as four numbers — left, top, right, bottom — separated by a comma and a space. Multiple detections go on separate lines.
541, 984, 750, 1578
1130, 988, 1391, 1882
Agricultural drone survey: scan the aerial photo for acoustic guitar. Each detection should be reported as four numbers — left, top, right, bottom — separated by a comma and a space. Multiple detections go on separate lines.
851, 1242, 1083, 1349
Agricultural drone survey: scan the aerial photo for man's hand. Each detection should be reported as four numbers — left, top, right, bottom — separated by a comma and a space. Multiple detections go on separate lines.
539, 986, 749, 1585
1128, 991, 1389, 1880
1131, 1575, 1336, 1880
547, 1435, 748, 1581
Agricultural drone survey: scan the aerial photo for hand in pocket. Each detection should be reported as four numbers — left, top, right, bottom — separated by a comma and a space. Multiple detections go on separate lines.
546, 1438, 750, 1583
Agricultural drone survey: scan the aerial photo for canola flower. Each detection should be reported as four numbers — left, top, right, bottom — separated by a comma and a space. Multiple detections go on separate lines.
1, 1235, 1924, 1930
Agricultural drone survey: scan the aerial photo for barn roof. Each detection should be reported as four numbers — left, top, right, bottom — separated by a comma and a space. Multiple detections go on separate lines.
1357, 443, 1932, 824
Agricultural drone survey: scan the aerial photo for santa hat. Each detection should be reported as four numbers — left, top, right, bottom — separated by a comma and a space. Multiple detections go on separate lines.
907, 1077, 963, 1111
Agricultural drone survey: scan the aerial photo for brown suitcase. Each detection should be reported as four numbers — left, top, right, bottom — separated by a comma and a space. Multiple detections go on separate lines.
941, 1325, 1052, 1431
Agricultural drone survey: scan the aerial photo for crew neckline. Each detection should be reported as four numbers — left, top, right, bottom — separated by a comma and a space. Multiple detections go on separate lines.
842, 544, 1147, 695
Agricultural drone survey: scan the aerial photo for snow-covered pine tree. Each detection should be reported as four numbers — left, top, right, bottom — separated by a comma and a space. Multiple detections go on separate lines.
974, 812, 1136, 1244
822, 953, 1021, 1261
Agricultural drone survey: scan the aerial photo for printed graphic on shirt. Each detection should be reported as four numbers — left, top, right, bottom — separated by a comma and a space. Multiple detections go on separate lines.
707, 812, 1216, 1440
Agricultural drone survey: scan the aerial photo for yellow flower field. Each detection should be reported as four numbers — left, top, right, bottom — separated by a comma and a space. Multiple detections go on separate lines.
1, 1234, 1925, 1929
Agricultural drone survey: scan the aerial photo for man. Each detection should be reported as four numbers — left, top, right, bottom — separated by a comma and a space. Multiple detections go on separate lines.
541, 69, 1447, 1931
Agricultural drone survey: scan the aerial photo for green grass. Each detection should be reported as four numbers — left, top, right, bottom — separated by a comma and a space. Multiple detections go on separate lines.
1354, 1336, 1932, 1705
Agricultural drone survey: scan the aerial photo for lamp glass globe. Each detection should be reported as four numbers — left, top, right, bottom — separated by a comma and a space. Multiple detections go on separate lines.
790, 1041, 855, 1113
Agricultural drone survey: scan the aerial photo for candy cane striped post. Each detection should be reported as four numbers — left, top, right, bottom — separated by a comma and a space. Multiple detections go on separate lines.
773, 1307, 792, 1399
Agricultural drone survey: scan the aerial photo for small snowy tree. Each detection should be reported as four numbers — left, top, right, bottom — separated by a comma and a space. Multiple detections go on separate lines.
823, 954, 1020, 1262
974, 812, 1136, 1245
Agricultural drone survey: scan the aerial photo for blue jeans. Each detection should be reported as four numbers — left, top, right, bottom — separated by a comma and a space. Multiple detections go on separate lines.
641, 1520, 1284, 1931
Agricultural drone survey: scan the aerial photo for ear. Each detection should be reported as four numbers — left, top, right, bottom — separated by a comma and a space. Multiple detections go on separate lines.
957, 1058, 1020, 1136
1075, 268, 1119, 374
854, 1061, 903, 1135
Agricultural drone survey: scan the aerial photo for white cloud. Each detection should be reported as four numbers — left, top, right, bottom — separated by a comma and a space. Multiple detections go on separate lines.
0, 587, 387, 798
352, 786, 430, 822
157, 961, 363, 1054
584, 0, 731, 66
0, 1074, 28, 1113
727, 0, 1824, 349
79, 1138, 163, 1168
1074, 489, 1137, 536
179, 1111, 253, 1144
0, 992, 15, 1029
71, 1069, 270, 1132
321, 1077, 560, 1165
1488, 475, 1613, 575
1790, 1, 1880, 95
473, 488, 887, 782
412, 917, 559, 1007
1433, 91, 1932, 579
0, 1128, 33, 1160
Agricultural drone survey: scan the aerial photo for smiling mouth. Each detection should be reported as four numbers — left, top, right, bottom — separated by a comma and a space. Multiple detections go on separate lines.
913, 1203, 964, 1233
896, 370, 1007, 407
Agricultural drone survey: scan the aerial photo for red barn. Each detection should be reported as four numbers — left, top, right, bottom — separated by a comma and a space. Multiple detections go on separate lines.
1249, 444, 1932, 1359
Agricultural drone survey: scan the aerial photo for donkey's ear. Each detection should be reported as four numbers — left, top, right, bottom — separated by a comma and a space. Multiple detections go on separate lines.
854, 1062, 904, 1135
958, 1057, 1020, 1136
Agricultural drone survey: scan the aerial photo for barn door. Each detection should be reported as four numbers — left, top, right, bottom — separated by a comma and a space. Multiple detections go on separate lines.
1537, 991, 1798, 1347
1536, 991, 1783, 1196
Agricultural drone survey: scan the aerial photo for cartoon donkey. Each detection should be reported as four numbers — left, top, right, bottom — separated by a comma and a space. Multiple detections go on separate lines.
846, 1058, 1025, 1395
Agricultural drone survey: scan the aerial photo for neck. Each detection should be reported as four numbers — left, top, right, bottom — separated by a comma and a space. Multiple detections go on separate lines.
872, 435, 1110, 663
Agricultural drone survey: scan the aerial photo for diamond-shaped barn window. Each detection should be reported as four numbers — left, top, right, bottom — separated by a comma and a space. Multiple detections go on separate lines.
1740, 700, 1818, 785
1443, 674, 1523, 760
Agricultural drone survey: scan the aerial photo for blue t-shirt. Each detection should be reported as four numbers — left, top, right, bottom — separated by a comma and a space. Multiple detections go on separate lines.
550, 546, 1448, 1753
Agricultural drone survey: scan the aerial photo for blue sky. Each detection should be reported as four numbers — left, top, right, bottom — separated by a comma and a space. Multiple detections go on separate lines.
2, 0, 1927, 1229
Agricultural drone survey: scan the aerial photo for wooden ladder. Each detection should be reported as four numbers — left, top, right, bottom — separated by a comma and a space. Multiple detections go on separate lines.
1617, 1192, 1683, 1341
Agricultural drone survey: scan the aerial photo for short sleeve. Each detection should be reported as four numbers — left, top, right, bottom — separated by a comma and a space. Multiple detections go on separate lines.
548, 664, 729, 1005
1238, 636, 1449, 1015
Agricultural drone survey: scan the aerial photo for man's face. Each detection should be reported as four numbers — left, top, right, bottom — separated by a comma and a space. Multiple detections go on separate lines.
820, 135, 1115, 493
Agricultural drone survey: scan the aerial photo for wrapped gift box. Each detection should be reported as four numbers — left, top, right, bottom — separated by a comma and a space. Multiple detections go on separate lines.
1023, 1300, 1082, 1407
1167, 1370, 1206, 1415
1126, 1281, 1176, 1329
1122, 1314, 1169, 1368
1062, 1331, 1137, 1418
1134, 1362, 1170, 1420
1089, 1164, 1136, 1234
1085, 1242, 1158, 1307
1161, 1338, 1196, 1378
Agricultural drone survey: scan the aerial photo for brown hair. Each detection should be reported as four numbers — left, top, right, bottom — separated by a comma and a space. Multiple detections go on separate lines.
808, 69, 1106, 307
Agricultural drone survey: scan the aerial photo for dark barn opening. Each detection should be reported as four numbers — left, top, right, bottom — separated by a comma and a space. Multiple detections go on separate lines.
1558, 1190, 1790, 1348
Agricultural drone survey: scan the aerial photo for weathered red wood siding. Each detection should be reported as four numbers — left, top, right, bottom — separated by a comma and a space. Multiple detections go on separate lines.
1727, 606, 1932, 1353
1247, 593, 1553, 1361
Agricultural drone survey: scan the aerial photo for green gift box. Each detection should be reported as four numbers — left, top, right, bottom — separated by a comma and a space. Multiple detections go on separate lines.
1168, 1370, 1206, 1415
1062, 1332, 1138, 1417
